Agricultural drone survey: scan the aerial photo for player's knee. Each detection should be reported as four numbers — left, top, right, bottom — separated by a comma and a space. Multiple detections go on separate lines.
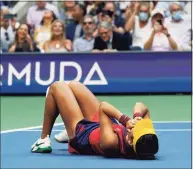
99, 102, 107, 113
69, 81, 83, 88
50, 81, 67, 92
99, 102, 106, 109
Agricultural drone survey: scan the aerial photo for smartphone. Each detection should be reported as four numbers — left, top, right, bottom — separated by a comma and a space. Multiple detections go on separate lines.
3, 14, 16, 19
157, 19, 162, 25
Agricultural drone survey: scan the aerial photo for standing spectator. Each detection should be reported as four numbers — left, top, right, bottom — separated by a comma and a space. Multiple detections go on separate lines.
103, 2, 125, 34
0, 7, 15, 52
124, 1, 140, 22
58, 1, 76, 25
93, 21, 132, 52
43, 20, 72, 53
144, 9, 177, 51
165, 2, 191, 51
26, 0, 59, 29
73, 15, 96, 52
9, 24, 38, 52
34, 10, 57, 51
66, 3, 86, 42
125, 2, 151, 49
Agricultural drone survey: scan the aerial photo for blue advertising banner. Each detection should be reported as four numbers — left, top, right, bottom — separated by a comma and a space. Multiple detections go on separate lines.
0, 52, 192, 94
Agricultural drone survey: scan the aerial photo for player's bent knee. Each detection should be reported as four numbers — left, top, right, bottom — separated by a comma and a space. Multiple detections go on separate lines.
50, 81, 68, 92
69, 81, 83, 88
99, 102, 107, 113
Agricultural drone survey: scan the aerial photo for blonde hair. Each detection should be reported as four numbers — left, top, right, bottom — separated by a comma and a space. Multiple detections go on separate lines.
50, 20, 66, 41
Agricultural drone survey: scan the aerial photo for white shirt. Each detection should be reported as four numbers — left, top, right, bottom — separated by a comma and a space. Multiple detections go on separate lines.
27, 3, 59, 27
165, 14, 191, 51
0, 25, 15, 51
151, 32, 172, 51
132, 16, 151, 49
73, 36, 94, 52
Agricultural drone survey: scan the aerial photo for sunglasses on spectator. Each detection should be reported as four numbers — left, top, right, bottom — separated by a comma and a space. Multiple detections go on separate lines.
4, 32, 9, 41
83, 22, 93, 25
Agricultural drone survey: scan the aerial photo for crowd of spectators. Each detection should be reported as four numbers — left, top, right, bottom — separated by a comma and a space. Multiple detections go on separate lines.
0, 0, 192, 53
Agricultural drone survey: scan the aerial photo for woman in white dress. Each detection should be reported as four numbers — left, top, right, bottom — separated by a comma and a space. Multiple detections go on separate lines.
43, 20, 72, 53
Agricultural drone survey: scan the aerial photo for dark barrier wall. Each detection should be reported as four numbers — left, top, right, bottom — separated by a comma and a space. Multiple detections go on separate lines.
0, 52, 191, 94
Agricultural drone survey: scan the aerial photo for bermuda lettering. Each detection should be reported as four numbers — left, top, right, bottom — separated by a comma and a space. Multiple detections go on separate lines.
0, 64, 3, 86
84, 62, 108, 85
35, 62, 55, 85
8, 63, 31, 86
59, 62, 82, 83
2, 61, 108, 87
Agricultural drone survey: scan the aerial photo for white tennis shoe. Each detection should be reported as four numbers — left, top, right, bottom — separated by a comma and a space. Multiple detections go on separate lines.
31, 135, 52, 153
54, 129, 69, 143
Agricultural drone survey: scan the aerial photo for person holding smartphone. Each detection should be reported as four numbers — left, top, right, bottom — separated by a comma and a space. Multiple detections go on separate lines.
144, 9, 178, 51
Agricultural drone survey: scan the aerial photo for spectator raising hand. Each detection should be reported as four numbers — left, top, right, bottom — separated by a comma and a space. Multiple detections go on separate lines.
9, 24, 39, 52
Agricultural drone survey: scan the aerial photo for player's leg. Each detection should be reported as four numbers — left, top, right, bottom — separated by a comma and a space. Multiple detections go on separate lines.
133, 102, 150, 119
40, 86, 59, 139
54, 81, 100, 143
46, 81, 84, 138
68, 81, 100, 121
31, 81, 84, 153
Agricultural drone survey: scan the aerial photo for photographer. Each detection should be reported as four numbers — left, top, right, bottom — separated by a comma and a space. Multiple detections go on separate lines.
144, 9, 177, 51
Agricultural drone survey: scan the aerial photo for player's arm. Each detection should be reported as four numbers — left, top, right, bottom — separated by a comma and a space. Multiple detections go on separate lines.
99, 102, 120, 153
99, 102, 134, 151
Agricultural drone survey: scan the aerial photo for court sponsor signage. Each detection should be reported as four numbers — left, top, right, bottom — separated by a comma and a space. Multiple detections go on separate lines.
0, 52, 191, 94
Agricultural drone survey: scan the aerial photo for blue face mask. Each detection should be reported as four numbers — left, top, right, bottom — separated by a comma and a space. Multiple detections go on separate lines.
172, 11, 182, 21
139, 12, 149, 21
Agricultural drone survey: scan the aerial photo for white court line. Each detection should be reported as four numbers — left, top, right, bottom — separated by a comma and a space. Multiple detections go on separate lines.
12, 129, 191, 132
0, 121, 191, 134
153, 121, 191, 123
0, 123, 63, 134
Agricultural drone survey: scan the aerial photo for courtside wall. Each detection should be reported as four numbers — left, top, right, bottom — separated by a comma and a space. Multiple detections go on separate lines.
0, 51, 191, 94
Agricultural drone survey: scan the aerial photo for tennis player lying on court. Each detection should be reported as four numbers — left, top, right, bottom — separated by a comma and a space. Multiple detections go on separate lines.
31, 81, 159, 159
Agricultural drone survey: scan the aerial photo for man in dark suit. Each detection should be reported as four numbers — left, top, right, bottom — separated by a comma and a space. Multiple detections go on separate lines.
93, 21, 132, 52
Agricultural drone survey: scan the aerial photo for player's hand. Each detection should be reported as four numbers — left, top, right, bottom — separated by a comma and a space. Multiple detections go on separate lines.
126, 119, 136, 129
133, 102, 149, 116
134, 116, 142, 122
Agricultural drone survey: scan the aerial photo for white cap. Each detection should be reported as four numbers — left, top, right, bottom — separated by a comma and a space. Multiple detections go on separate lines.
151, 8, 165, 17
